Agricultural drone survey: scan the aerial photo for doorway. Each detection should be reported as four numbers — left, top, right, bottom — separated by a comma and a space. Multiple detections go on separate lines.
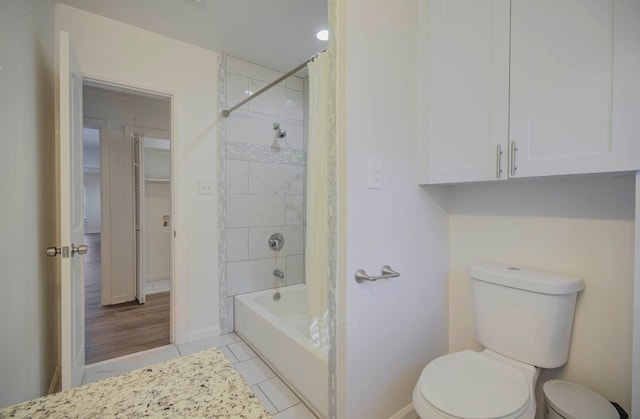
82, 83, 173, 364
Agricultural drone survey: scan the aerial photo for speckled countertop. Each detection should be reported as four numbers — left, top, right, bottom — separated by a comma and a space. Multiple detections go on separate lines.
0, 348, 271, 418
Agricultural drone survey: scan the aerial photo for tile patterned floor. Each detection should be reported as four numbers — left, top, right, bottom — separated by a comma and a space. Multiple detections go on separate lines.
82, 333, 317, 418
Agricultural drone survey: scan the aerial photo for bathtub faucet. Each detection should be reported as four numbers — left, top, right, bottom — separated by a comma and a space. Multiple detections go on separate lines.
273, 269, 285, 279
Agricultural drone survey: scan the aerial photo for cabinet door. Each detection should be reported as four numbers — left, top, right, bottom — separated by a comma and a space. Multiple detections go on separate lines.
510, 0, 640, 178
420, 0, 510, 184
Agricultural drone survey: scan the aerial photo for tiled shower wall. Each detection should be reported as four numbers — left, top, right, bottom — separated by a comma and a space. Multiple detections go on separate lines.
223, 56, 307, 331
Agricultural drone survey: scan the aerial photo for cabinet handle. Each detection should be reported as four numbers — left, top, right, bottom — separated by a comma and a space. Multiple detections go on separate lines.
496, 144, 503, 178
510, 140, 518, 177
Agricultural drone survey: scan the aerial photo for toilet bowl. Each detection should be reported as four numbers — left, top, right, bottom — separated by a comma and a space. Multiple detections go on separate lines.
412, 350, 538, 419
412, 263, 584, 419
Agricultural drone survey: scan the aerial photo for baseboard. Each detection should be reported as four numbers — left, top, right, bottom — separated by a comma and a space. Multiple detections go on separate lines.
148, 273, 170, 282
389, 403, 417, 419
48, 365, 61, 394
187, 326, 221, 343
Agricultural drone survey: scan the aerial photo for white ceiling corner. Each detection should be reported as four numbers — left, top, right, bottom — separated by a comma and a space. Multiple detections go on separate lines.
57, 0, 328, 73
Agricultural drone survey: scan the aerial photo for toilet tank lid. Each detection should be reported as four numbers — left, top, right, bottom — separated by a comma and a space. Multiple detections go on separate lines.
469, 262, 584, 295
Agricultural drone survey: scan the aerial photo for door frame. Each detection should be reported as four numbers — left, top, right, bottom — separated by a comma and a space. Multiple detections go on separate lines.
82, 77, 176, 345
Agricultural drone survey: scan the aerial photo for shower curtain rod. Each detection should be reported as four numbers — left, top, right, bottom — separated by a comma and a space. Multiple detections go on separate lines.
221, 49, 326, 118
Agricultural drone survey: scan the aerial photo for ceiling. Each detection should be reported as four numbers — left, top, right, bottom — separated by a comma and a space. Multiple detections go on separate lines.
57, 0, 328, 73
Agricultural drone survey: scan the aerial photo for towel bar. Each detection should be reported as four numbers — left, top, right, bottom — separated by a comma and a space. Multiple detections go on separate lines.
355, 265, 400, 283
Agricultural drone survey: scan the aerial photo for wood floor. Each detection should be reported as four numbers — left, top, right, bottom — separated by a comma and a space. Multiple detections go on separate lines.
84, 233, 170, 365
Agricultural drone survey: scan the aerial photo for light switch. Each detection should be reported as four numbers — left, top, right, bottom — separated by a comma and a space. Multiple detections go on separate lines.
198, 179, 215, 195
368, 159, 383, 189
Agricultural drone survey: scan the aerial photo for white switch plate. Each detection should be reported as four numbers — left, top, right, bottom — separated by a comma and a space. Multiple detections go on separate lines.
368, 159, 383, 189
198, 179, 215, 195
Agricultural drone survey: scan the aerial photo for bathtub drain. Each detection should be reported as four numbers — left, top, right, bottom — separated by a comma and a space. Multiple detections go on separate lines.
273, 292, 281, 301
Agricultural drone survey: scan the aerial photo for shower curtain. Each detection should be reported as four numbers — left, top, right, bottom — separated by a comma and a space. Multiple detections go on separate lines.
306, 51, 330, 349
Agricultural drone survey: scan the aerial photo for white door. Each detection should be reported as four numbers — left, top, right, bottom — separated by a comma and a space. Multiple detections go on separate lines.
134, 134, 146, 304
57, 31, 86, 389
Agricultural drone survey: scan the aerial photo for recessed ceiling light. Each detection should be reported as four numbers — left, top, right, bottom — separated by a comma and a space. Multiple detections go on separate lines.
316, 30, 329, 41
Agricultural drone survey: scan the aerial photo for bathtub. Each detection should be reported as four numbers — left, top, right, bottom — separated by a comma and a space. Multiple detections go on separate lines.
235, 284, 328, 418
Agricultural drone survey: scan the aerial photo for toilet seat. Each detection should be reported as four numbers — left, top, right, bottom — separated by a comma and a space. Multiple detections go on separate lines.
416, 350, 532, 419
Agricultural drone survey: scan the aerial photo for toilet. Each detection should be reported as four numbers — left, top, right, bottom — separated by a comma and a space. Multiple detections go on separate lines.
413, 262, 584, 419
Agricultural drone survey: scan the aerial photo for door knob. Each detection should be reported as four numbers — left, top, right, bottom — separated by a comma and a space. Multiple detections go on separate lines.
46, 244, 88, 257
46, 246, 70, 258
72, 244, 88, 256
46, 247, 61, 257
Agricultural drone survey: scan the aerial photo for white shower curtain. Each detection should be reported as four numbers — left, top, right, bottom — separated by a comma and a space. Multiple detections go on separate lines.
306, 51, 329, 349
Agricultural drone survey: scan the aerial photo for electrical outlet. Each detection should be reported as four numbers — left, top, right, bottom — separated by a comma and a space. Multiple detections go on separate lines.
198, 180, 215, 195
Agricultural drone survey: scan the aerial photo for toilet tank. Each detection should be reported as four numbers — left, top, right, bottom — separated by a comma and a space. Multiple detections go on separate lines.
469, 262, 584, 368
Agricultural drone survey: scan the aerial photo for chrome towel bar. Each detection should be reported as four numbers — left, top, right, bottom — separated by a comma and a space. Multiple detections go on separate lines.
355, 265, 400, 283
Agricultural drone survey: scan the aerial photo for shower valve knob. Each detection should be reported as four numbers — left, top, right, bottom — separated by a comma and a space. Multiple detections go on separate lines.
268, 233, 284, 251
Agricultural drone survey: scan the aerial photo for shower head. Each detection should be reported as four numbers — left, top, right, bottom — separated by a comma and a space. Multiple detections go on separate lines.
273, 122, 287, 138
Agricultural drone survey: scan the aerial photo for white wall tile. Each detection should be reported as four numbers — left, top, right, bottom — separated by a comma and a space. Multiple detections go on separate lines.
226, 112, 304, 150
227, 195, 286, 227
249, 163, 304, 195
286, 76, 304, 92
226, 110, 278, 147
226, 228, 248, 262
282, 119, 305, 150
227, 56, 286, 85
248, 80, 304, 121
227, 257, 287, 295
226, 73, 250, 112
226, 160, 249, 194
249, 225, 304, 259
285, 195, 304, 225
286, 255, 304, 285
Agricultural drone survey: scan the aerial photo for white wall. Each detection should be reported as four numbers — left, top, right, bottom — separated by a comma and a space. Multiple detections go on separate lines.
449, 175, 635, 415
0, 0, 57, 408
83, 172, 101, 234
634, 172, 640, 415
83, 86, 170, 303
223, 56, 306, 332
336, 0, 450, 417
56, 4, 220, 343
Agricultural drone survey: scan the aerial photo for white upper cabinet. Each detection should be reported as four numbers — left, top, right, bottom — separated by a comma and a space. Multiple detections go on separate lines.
419, 0, 640, 184
510, 0, 640, 178
419, 0, 510, 184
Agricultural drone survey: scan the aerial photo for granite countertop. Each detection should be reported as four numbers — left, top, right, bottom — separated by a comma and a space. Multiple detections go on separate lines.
0, 348, 272, 418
